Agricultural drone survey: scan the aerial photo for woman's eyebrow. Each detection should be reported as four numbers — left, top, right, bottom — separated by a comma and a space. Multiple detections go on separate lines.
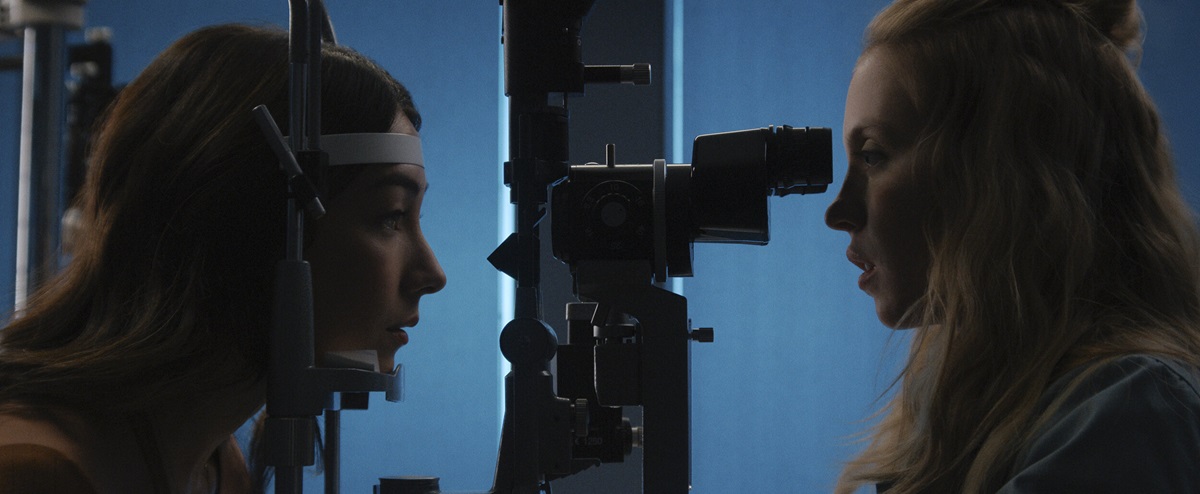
846, 125, 883, 146
371, 171, 428, 196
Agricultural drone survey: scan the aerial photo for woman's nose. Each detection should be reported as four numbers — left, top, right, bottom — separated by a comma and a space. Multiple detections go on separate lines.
415, 236, 447, 295
824, 177, 863, 232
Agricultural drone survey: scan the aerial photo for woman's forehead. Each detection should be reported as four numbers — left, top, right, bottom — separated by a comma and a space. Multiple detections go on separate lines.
845, 48, 921, 146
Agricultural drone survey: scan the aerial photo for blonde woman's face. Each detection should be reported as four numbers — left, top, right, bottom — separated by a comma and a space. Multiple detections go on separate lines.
307, 115, 447, 372
825, 47, 934, 329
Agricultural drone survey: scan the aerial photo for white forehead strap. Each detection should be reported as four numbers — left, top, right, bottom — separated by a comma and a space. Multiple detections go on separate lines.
320, 133, 423, 167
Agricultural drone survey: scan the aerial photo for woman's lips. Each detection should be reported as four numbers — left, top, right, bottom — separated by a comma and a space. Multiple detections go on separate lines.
846, 248, 876, 291
387, 327, 409, 347
858, 264, 876, 291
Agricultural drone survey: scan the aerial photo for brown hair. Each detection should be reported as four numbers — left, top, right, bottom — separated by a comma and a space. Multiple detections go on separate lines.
0, 24, 420, 415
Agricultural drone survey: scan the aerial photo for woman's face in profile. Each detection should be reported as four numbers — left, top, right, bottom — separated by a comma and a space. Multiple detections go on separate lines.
306, 115, 447, 372
825, 47, 934, 329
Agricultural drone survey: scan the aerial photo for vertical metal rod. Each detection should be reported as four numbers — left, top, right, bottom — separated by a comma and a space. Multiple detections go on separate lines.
305, 4, 321, 150
272, 5, 312, 494
286, 0, 309, 262
509, 98, 543, 323
276, 467, 304, 494
324, 409, 341, 494
15, 24, 67, 310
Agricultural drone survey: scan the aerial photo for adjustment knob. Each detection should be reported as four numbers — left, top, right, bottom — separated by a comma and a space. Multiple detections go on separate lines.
690, 327, 714, 343
499, 318, 558, 368
630, 426, 644, 449
628, 63, 651, 85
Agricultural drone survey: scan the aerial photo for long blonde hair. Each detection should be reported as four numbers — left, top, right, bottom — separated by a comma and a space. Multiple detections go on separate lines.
838, 1, 1200, 492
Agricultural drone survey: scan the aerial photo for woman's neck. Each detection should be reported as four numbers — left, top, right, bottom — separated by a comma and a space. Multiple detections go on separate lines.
142, 379, 264, 493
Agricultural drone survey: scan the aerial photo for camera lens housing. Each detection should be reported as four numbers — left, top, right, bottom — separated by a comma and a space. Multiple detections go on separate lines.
551, 125, 831, 280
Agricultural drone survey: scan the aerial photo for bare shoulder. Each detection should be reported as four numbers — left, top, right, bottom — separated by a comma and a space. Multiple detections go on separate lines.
0, 410, 83, 447
0, 409, 144, 493
0, 442, 98, 494
0, 411, 97, 492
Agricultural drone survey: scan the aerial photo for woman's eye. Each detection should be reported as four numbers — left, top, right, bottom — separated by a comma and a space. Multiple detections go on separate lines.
382, 211, 407, 231
860, 150, 886, 167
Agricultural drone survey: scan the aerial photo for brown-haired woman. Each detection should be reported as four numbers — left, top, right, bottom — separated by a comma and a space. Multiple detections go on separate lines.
0, 24, 445, 493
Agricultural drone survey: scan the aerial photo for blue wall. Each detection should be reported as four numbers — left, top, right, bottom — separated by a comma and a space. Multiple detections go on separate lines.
0, 1, 1196, 493
682, 2, 905, 491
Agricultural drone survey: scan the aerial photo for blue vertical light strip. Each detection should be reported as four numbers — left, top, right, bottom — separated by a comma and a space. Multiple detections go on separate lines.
0, 44, 18, 320
496, 21, 513, 440
668, 0, 686, 296
669, 0, 684, 165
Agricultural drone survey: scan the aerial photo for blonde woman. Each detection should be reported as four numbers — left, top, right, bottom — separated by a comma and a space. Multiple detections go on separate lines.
825, 0, 1200, 492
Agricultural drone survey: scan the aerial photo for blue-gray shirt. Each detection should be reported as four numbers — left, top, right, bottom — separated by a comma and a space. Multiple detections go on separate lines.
879, 355, 1200, 493
997, 355, 1200, 492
